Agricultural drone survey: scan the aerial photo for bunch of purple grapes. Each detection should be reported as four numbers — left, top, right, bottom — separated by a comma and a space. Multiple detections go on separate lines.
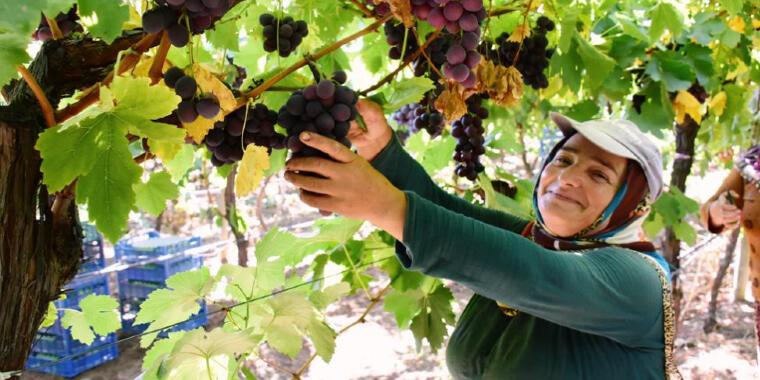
365, 0, 390, 16
33, 6, 83, 41
480, 16, 555, 89
260, 14, 309, 57
204, 103, 286, 167
277, 71, 358, 158
412, 32, 455, 80
164, 67, 221, 123
391, 90, 445, 137
411, 0, 486, 88
384, 21, 421, 61
451, 95, 488, 180
142, 0, 232, 47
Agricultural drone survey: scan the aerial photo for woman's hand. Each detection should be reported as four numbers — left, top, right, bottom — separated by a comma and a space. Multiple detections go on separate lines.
708, 190, 741, 230
284, 131, 407, 241
346, 99, 393, 162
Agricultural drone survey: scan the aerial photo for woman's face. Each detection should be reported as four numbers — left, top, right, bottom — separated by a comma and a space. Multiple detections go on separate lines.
537, 134, 628, 238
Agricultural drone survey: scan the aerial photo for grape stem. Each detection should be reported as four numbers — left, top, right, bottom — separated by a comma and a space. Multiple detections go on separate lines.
303, 54, 323, 83
55, 32, 161, 125
15, 64, 56, 128
291, 280, 394, 379
359, 29, 442, 96
512, 0, 533, 67
411, 27, 445, 80
239, 13, 393, 106
44, 13, 64, 40
345, 0, 374, 18
148, 30, 171, 85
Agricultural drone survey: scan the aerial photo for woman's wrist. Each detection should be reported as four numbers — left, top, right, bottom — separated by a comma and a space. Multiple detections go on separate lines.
369, 188, 407, 242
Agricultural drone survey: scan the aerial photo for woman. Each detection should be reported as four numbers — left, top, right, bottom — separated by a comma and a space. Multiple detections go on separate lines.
284, 100, 678, 379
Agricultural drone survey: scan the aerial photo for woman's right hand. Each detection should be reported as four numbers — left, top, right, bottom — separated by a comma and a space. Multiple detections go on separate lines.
709, 190, 742, 230
347, 99, 393, 162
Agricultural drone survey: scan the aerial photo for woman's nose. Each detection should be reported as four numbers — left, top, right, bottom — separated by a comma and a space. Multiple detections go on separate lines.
556, 165, 583, 187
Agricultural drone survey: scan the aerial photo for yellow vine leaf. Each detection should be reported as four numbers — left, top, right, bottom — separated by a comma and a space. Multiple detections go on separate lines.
507, 23, 530, 43
728, 15, 746, 33
434, 81, 468, 122
709, 91, 727, 116
475, 61, 523, 107
182, 64, 237, 143
673, 90, 702, 124
384, 0, 414, 28
235, 145, 270, 196
752, 19, 760, 29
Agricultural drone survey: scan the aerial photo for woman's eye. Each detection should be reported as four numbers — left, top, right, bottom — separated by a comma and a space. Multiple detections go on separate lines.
554, 157, 571, 165
592, 172, 610, 183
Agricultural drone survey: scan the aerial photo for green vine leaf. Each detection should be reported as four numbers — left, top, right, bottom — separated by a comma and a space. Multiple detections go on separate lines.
61, 294, 121, 345
77, 0, 130, 43
134, 171, 179, 216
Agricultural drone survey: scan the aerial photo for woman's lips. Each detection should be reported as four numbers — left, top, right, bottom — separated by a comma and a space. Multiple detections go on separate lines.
548, 190, 583, 207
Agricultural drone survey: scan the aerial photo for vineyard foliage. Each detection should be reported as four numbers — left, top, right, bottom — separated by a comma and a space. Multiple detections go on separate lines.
2, 0, 759, 378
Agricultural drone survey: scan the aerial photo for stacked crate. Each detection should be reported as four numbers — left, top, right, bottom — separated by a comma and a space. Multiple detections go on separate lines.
27, 247, 118, 378
115, 233, 207, 335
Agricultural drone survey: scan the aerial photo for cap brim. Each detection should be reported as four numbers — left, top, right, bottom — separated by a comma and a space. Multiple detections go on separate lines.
549, 112, 636, 161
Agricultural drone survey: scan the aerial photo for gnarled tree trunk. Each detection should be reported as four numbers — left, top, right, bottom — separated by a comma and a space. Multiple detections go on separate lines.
0, 32, 147, 377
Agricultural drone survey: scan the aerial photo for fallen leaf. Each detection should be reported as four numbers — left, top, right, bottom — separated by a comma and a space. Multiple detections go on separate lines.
507, 23, 530, 43
709, 91, 727, 116
673, 90, 702, 124
236, 145, 270, 196
434, 81, 468, 122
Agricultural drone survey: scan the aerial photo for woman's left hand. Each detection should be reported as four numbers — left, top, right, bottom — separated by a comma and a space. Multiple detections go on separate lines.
284, 131, 407, 241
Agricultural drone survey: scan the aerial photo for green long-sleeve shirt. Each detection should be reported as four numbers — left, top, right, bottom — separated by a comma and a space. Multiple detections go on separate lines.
370, 134, 667, 380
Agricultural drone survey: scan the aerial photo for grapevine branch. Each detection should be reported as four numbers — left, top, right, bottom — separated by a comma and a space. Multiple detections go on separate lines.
346, 0, 375, 18
44, 14, 64, 40
238, 13, 392, 107
55, 32, 161, 124
149, 31, 171, 84
359, 29, 442, 96
291, 281, 393, 378
512, 0, 533, 67
15, 65, 56, 127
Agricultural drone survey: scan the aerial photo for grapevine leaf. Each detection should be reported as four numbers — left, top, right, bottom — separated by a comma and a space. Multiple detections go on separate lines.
719, 84, 745, 123
381, 77, 435, 113
507, 23, 530, 43
550, 42, 583, 93
309, 282, 351, 310
142, 331, 188, 371
0, 34, 30, 88
648, 2, 684, 41
673, 220, 697, 245
183, 64, 237, 143
306, 319, 337, 362
164, 328, 258, 380
134, 267, 214, 347
434, 81, 469, 121
206, 20, 240, 51
0, 0, 45, 38
61, 310, 95, 345
75, 115, 142, 243
77, 0, 130, 43
573, 33, 616, 90
643, 212, 665, 239
383, 288, 422, 328
61, 294, 121, 344
688, 12, 726, 45
682, 44, 714, 86
614, 14, 649, 43
722, 0, 743, 14
253, 292, 315, 358
40, 302, 58, 328
479, 174, 534, 220
564, 99, 600, 122
111, 76, 181, 120
646, 51, 695, 92
164, 144, 196, 182
710, 91, 727, 116
264, 148, 287, 176
236, 145, 270, 196
36, 116, 103, 192
134, 171, 179, 216
408, 281, 455, 352
475, 61, 523, 107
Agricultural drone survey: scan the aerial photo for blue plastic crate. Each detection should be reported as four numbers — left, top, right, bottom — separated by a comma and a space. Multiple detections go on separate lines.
26, 342, 118, 378
31, 331, 116, 355
54, 275, 111, 310
119, 296, 207, 336
115, 233, 200, 262
79, 239, 105, 274
120, 255, 203, 283
117, 278, 166, 300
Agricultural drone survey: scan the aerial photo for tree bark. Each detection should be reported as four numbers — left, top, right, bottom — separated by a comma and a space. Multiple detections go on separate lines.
661, 116, 701, 327
225, 167, 249, 267
704, 227, 741, 333
0, 32, 149, 376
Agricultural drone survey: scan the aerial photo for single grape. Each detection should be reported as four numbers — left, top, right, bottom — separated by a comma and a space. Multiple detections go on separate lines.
196, 97, 220, 119
201, 0, 221, 8
443, 2, 463, 21
330, 104, 351, 122
178, 100, 199, 123
446, 44, 466, 65
315, 113, 335, 133
185, 0, 205, 12
174, 76, 197, 100
286, 94, 306, 115
332, 70, 347, 84
464, 51, 481, 68
461, 32, 479, 50
142, 9, 167, 34
259, 13, 274, 26
167, 0, 186, 6
427, 8, 446, 28
462, 0, 483, 12
458, 13, 479, 32
226, 116, 244, 136
168, 23, 190, 47
316, 80, 336, 100
163, 67, 184, 88
305, 100, 323, 118
205, 129, 225, 147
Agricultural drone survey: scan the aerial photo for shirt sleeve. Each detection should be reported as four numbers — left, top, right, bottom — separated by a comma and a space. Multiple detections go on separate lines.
699, 168, 744, 233
370, 132, 528, 233
396, 191, 665, 349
